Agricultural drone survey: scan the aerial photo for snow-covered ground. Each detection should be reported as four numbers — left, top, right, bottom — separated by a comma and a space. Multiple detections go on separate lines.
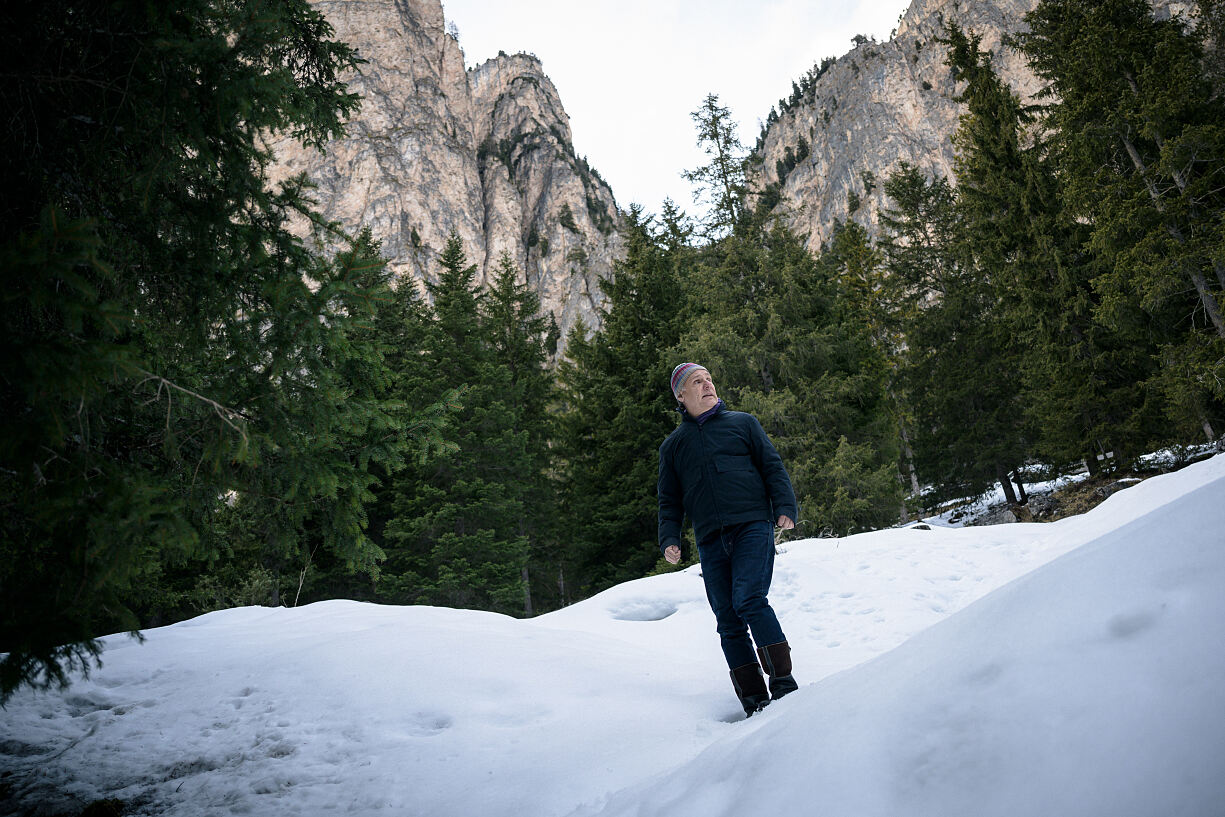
3, 454, 1223, 817
919, 443, 1218, 528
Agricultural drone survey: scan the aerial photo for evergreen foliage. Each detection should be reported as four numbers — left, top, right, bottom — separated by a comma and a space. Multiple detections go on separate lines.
878, 161, 1032, 504
872, 7, 1225, 507
556, 208, 689, 594
5, 0, 1224, 705
944, 23, 1159, 471
1016, 0, 1225, 441
479, 253, 559, 613
671, 197, 903, 537
0, 0, 398, 701
771, 222, 902, 536
683, 94, 748, 237
377, 237, 549, 615
559, 203, 580, 233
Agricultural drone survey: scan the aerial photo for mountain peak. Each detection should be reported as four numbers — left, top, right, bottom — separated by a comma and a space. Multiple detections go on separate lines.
267, 0, 620, 339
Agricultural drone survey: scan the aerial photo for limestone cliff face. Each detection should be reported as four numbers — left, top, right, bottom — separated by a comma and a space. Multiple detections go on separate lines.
748, 0, 1191, 252
269, 0, 1195, 330
469, 54, 622, 337
267, 0, 621, 338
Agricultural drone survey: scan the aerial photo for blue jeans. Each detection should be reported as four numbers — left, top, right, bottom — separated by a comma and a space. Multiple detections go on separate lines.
697, 520, 786, 669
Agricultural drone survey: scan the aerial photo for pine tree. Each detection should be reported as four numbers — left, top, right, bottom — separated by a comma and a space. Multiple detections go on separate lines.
556, 208, 688, 594
199, 230, 414, 610
379, 236, 530, 615
945, 22, 1166, 471
682, 94, 748, 238
820, 221, 910, 524
677, 212, 902, 537
786, 224, 902, 534
348, 255, 461, 593
480, 252, 557, 614
273, 232, 466, 608
878, 163, 1030, 506
0, 0, 401, 701
941, 24, 1038, 495
1016, 0, 1225, 441
877, 165, 963, 499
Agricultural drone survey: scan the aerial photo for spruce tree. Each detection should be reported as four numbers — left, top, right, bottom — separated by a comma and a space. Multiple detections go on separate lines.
876, 165, 963, 498
677, 212, 902, 537
0, 0, 419, 701
946, 22, 1169, 471
197, 230, 413, 609
285, 233, 465, 607
682, 94, 749, 238
380, 236, 530, 615
1016, 0, 1225, 442
878, 164, 1029, 506
480, 253, 557, 614
819, 222, 909, 525
942, 26, 1071, 470
783, 223, 902, 535
556, 208, 688, 594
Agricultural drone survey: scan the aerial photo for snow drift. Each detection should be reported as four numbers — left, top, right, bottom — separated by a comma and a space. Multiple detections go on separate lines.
2, 455, 1223, 817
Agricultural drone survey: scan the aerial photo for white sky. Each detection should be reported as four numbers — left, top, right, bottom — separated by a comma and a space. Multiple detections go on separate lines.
441, 0, 912, 218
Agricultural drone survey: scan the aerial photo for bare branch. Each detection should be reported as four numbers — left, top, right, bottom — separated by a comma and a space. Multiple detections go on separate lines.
133, 369, 251, 442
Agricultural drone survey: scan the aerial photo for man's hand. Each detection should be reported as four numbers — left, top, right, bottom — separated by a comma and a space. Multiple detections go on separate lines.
664, 545, 681, 564
776, 515, 795, 530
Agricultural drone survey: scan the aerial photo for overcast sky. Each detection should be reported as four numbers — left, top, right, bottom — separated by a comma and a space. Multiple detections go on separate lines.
441, 0, 912, 219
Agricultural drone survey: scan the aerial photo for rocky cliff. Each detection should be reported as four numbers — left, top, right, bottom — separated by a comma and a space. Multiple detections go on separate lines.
267, 0, 621, 339
748, 0, 1191, 253
269, 0, 1196, 332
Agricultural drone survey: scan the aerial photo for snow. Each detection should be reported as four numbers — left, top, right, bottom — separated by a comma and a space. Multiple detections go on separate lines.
3, 454, 1224, 817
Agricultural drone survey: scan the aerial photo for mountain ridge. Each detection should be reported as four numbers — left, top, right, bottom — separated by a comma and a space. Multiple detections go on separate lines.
269, 0, 1194, 328
267, 0, 622, 339
749, 0, 1191, 252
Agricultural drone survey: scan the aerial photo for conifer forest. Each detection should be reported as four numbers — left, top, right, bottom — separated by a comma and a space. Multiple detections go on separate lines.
2, 0, 1223, 701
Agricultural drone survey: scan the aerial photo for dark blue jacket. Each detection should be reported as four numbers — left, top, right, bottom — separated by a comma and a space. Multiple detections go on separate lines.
657, 402, 798, 555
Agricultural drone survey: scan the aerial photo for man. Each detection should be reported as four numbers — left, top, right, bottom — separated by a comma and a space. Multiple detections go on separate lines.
657, 362, 800, 717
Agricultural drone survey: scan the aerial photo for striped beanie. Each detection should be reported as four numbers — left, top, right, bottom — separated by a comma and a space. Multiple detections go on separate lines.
670, 362, 707, 399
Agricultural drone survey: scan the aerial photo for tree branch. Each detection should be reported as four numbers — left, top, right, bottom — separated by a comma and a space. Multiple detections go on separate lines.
134, 369, 251, 442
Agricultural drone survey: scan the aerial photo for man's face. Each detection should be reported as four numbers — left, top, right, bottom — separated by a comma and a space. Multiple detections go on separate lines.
679, 369, 718, 417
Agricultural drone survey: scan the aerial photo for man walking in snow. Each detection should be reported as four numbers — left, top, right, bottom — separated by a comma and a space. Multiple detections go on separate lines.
657, 362, 799, 716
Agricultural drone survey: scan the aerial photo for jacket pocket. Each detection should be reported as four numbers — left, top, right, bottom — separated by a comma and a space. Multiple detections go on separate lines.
714, 456, 767, 509
715, 455, 755, 473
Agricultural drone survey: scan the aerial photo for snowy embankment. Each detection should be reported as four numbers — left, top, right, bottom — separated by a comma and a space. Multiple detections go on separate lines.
2, 455, 1223, 817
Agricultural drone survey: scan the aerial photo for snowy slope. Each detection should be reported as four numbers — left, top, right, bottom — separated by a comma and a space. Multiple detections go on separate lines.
2, 454, 1223, 817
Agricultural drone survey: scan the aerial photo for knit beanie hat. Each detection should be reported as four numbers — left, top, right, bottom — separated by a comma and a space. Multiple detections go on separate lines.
670, 362, 707, 399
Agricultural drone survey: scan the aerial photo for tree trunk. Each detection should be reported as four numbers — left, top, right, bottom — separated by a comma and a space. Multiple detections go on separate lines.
1119, 131, 1225, 338
522, 565, 534, 617
759, 363, 774, 393
293, 544, 319, 608
997, 464, 1019, 505
1187, 265, 1225, 338
1012, 471, 1028, 504
899, 421, 921, 496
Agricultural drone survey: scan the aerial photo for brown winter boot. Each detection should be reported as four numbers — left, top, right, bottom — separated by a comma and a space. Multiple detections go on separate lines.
729, 662, 771, 717
757, 641, 799, 700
